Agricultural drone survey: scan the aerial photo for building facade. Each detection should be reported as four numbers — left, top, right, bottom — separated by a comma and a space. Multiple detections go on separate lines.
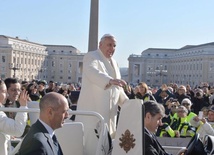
0, 35, 84, 84
45, 45, 84, 84
128, 42, 214, 87
0, 35, 47, 80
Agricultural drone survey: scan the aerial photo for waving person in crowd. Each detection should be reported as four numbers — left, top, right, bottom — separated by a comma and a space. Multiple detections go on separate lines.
190, 105, 214, 141
154, 84, 174, 105
161, 98, 180, 125
0, 80, 28, 155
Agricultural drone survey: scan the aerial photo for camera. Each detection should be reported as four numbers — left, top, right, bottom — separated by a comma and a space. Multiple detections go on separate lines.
170, 98, 178, 102
196, 92, 201, 97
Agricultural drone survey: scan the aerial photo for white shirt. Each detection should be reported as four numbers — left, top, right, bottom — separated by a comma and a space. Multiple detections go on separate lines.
0, 106, 28, 155
38, 119, 55, 138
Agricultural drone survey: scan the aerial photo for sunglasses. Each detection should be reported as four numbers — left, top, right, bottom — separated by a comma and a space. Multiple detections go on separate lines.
177, 110, 186, 113
182, 103, 190, 106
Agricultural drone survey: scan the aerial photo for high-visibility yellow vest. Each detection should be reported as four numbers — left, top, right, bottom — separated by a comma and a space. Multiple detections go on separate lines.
178, 117, 195, 137
173, 112, 197, 123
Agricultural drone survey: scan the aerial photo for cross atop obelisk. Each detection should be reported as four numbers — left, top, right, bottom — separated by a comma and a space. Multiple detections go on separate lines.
88, 0, 99, 52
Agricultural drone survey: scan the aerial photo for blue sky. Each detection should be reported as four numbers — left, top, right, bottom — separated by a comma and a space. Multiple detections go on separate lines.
1, 0, 214, 67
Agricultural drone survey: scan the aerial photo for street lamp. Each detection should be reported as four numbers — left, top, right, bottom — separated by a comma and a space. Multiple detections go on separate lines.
9, 63, 21, 78
38, 68, 46, 79
146, 67, 156, 87
155, 64, 167, 85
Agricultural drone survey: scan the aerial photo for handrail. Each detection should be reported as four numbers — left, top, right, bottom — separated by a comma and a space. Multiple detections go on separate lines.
0, 107, 40, 113
162, 146, 186, 155
68, 110, 105, 155
0, 107, 105, 155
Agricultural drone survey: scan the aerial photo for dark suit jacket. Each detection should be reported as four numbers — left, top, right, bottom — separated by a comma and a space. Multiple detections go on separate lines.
18, 120, 60, 155
145, 129, 172, 155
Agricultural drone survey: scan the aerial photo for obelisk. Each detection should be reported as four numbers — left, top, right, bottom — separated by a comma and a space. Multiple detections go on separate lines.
88, 0, 99, 52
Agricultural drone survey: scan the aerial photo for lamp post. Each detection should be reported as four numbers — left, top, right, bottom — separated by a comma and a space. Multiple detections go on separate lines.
9, 63, 21, 78
38, 68, 46, 80
146, 67, 156, 87
155, 64, 167, 86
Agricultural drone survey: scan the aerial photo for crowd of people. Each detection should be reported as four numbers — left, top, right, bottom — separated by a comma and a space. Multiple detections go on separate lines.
0, 77, 79, 155
19, 79, 80, 107
123, 81, 214, 142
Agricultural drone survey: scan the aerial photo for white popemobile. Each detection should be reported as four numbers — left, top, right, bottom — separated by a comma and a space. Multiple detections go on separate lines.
0, 99, 214, 155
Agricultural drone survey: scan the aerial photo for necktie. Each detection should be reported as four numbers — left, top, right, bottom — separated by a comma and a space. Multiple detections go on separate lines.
52, 134, 63, 155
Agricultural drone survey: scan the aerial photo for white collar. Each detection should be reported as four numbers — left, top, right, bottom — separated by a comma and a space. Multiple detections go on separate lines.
145, 127, 153, 137
39, 119, 55, 137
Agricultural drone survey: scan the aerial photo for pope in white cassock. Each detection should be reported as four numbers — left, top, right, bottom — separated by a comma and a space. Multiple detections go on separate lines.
75, 34, 129, 155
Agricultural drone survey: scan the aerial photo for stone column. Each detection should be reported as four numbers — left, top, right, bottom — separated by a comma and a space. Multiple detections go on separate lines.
88, 0, 99, 52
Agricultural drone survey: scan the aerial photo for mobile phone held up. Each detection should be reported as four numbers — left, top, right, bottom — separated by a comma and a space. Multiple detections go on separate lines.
198, 111, 203, 119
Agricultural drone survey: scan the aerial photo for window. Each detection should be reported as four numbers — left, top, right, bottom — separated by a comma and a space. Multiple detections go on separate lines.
78, 62, 83, 73
2, 56, 5, 62
52, 61, 55, 67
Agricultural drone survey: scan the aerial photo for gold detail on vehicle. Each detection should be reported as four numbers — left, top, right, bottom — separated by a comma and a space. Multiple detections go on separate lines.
119, 129, 136, 153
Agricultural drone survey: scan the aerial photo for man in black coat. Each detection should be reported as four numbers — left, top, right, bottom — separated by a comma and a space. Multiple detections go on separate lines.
18, 92, 69, 155
144, 101, 185, 155
192, 88, 209, 115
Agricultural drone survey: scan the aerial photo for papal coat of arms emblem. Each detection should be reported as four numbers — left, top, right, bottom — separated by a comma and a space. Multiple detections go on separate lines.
119, 129, 136, 153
